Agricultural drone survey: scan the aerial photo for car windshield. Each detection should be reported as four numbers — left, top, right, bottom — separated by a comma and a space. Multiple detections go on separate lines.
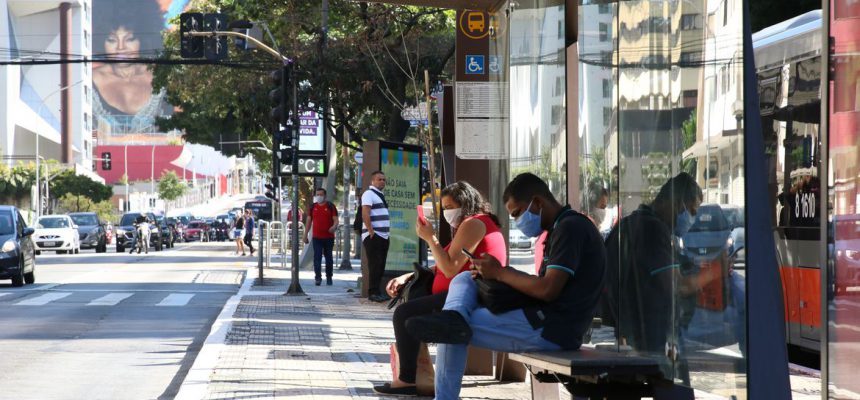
70, 214, 99, 226
120, 214, 140, 226
38, 217, 70, 229
188, 222, 201, 228
722, 207, 744, 228
689, 206, 730, 233
0, 211, 14, 235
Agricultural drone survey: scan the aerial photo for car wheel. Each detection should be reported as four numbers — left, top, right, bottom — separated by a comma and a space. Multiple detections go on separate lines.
11, 258, 24, 287
35, 250, 41, 256
24, 263, 35, 285
74, 247, 80, 254
57, 250, 66, 254
116, 244, 124, 253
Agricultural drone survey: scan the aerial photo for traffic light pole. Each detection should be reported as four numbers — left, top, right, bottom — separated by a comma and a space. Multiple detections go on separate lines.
185, 29, 303, 295
286, 64, 303, 295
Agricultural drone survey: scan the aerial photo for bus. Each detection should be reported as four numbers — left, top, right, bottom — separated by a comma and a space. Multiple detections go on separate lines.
244, 200, 273, 222
753, 10, 824, 359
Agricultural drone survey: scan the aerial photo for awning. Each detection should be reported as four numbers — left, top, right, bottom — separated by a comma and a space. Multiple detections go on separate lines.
682, 134, 740, 159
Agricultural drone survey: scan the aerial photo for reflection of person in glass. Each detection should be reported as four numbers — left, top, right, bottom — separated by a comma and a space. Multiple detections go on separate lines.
92, 1, 170, 134
604, 173, 702, 360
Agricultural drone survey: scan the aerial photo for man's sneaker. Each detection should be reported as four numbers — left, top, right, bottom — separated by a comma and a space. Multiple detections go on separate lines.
326, 277, 333, 286
405, 310, 472, 344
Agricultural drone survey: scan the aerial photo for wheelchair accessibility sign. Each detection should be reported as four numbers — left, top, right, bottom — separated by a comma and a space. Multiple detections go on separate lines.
466, 55, 485, 75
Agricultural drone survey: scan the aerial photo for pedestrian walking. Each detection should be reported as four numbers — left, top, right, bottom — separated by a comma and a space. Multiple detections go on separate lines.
304, 188, 339, 286
234, 214, 246, 256
243, 209, 256, 256
361, 170, 390, 302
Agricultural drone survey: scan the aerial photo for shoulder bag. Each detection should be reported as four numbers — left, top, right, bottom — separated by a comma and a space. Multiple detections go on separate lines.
387, 262, 435, 310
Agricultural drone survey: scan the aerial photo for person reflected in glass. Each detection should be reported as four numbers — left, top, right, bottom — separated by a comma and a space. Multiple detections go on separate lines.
93, 1, 170, 133
584, 180, 610, 237
373, 181, 507, 397
604, 173, 702, 370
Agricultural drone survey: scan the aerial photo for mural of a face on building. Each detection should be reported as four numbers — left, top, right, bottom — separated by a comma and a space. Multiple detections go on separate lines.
92, 0, 174, 140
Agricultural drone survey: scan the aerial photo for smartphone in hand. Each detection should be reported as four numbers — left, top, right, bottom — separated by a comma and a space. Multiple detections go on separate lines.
417, 205, 428, 225
461, 248, 477, 259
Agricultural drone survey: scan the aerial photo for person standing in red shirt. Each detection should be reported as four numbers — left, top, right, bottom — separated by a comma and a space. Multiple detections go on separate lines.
304, 188, 339, 286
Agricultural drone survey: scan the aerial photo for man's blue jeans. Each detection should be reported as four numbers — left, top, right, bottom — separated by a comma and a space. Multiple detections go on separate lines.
434, 272, 561, 400
312, 238, 334, 281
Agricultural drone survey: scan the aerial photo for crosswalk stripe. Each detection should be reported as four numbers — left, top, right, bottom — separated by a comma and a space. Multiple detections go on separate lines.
87, 293, 134, 306
156, 293, 194, 306
0, 293, 11, 298
15, 292, 73, 306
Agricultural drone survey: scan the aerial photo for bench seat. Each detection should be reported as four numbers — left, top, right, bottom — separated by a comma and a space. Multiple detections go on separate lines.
510, 347, 693, 400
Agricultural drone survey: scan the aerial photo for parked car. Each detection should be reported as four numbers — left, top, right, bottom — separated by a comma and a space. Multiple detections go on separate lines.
680, 204, 740, 312
33, 214, 80, 255
115, 212, 163, 253
0, 206, 36, 287
835, 214, 860, 294
184, 220, 209, 242
508, 218, 535, 253
720, 205, 746, 266
68, 212, 107, 253
155, 216, 175, 249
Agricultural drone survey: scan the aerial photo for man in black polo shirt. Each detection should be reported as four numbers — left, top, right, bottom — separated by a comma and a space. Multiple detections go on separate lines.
405, 173, 606, 399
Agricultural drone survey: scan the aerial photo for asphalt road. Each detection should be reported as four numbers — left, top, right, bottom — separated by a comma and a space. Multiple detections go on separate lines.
0, 241, 249, 400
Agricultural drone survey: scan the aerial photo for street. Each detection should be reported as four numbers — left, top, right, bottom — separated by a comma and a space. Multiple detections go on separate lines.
0, 241, 248, 400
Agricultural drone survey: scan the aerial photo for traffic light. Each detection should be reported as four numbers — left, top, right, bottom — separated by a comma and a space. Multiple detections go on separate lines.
269, 66, 290, 125
276, 126, 294, 166
203, 13, 228, 61
101, 152, 112, 171
179, 13, 204, 58
264, 183, 278, 202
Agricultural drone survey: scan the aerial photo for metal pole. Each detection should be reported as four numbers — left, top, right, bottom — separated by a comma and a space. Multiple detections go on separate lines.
340, 135, 352, 270
258, 221, 264, 284
286, 64, 304, 295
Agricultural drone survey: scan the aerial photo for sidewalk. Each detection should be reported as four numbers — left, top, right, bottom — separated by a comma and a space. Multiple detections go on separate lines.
177, 261, 823, 400
176, 263, 533, 400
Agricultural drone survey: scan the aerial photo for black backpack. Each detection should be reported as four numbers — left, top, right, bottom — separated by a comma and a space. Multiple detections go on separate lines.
352, 197, 363, 232
353, 189, 388, 232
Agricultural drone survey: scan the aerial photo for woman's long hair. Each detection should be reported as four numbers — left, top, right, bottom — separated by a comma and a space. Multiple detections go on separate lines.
440, 181, 501, 227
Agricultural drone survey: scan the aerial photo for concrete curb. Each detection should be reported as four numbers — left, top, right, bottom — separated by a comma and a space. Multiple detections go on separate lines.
174, 265, 255, 400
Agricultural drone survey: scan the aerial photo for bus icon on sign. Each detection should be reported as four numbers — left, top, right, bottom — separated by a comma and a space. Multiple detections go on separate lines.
467, 12, 485, 32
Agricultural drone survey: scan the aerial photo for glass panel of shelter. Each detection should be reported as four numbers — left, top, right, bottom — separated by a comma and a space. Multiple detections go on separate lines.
577, 0, 747, 396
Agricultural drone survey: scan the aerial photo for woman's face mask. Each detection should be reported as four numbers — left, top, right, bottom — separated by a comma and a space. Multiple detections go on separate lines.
515, 199, 543, 238
675, 205, 695, 237
443, 208, 463, 227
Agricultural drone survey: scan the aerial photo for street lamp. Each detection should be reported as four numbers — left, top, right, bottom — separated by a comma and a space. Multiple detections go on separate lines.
34, 79, 84, 219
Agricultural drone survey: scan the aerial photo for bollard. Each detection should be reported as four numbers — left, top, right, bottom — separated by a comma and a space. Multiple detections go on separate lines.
258, 221, 268, 285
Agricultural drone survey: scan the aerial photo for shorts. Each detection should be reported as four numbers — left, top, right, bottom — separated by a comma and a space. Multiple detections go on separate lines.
234, 229, 244, 238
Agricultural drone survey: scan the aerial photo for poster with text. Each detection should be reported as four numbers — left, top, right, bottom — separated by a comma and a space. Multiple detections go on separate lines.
380, 145, 422, 272
93, 0, 183, 144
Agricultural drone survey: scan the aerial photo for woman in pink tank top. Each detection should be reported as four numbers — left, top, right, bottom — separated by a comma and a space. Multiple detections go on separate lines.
374, 181, 507, 396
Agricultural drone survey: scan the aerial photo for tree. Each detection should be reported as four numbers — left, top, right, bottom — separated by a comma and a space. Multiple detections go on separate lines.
50, 170, 113, 203
58, 193, 95, 213
157, 171, 187, 215
153, 1, 455, 156
57, 194, 118, 223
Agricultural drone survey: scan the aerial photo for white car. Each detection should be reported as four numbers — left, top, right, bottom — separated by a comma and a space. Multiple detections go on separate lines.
33, 215, 80, 255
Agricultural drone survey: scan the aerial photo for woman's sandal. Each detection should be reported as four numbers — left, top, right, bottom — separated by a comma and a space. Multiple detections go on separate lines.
371, 383, 418, 397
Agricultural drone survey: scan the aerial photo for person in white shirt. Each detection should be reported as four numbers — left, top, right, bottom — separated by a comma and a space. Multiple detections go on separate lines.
362, 171, 390, 302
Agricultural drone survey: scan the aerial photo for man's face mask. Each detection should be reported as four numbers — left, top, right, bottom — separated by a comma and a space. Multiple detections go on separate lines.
515, 199, 543, 238
675, 205, 695, 237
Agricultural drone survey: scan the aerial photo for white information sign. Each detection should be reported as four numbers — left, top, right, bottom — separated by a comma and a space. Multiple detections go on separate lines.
455, 81, 509, 159
298, 110, 325, 153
